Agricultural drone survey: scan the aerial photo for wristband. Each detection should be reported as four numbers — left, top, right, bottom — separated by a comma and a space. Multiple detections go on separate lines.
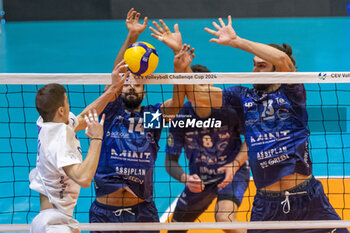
91, 138, 103, 141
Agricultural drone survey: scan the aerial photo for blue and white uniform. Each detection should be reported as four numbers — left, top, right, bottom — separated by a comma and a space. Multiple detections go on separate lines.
224, 84, 348, 233
166, 101, 250, 222
89, 97, 161, 232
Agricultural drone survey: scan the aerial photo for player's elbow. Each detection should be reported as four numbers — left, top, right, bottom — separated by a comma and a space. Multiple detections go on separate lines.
80, 180, 92, 188
275, 54, 294, 72
75, 177, 93, 188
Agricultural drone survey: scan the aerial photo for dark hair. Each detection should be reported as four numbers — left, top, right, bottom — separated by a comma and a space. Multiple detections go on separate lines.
191, 64, 211, 73
35, 83, 66, 122
268, 43, 296, 67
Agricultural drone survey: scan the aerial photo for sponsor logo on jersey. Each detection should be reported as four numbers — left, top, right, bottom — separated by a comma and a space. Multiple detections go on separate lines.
250, 130, 290, 146
259, 154, 290, 169
70, 117, 76, 127
111, 149, 151, 160
106, 131, 130, 138
115, 166, 146, 176
245, 102, 254, 107
59, 176, 67, 199
167, 133, 174, 147
257, 146, 288, 160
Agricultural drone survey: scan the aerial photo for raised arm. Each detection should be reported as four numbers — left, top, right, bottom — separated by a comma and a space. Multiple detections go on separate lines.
75, 60, 129, 132
205, 16, 295, 72
113, 8, 148, 69
150, 19, 183, 55
160, 45, 194, 121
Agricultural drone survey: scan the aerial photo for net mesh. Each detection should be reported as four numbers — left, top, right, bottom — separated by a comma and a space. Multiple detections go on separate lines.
0, 72, 349, 232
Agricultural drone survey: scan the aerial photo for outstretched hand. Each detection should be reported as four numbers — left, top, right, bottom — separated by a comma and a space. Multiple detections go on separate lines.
126, 8, 148, 37
174, 44, 195, 73
111, 60, 129, 87
150, 19, 183, 54
204, 16, 238, 47
84, 109, 105, 140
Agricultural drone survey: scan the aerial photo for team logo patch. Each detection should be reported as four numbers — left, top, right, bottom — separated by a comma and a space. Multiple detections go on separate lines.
167, 133, 174, 147
144, 110, 162, 129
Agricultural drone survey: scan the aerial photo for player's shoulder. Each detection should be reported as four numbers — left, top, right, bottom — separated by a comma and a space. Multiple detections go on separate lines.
144, 102, 162, 113
224, 85, 248, 96
280, 84, 306, 104
68, 112, 79, 130
181, 101, 194, 114
104, 97, 124, 114
281, 84, 305, 92
38, 124, 66, 159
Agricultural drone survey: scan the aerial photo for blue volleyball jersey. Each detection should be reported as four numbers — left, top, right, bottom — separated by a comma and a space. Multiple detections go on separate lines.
94, 97, 162, 202
166, 101, 243, 185
223, 84, 312, 189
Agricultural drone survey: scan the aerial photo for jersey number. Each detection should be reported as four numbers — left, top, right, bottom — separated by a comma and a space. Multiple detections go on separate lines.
128, 118, 144, 135
202, 135, 213, 148
262, 99, 274, 117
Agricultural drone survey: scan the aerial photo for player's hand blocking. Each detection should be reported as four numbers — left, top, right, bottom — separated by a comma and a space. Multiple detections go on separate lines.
84, 109, 105, 140
126, 8, 148, 38
173, 44, 195, 73
150, 19, 183, 54
204, 15, 239, 47
111, 60, 129, 86
181, 173, 204, 193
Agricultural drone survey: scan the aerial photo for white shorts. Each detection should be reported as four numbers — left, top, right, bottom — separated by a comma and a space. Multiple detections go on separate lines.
30, 209, 80, 233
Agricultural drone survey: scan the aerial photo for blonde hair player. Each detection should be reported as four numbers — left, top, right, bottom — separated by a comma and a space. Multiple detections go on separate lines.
29, 61, 127, 233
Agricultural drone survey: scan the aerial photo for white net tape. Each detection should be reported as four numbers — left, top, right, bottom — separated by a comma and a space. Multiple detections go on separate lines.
0, 72, 350, 84
1, 221, 350, 232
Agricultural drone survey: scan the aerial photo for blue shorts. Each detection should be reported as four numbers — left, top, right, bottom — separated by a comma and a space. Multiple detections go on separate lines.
89, 200, 159, 233
172, 164, 250, 222
249, 176, 349, 233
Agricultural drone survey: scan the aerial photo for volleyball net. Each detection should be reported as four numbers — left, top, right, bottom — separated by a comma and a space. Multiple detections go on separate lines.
0, 72, 349, 232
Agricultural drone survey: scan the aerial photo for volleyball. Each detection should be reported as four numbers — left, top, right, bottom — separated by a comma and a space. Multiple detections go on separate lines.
124, 42, 159, 76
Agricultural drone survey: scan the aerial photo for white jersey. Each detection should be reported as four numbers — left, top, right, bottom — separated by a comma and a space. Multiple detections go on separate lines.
29, 112, 82, 217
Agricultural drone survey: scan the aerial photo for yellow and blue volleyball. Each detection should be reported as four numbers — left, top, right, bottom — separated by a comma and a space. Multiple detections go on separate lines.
124, 42, 159, 76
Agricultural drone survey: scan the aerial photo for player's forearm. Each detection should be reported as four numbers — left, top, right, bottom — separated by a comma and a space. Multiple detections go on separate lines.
186, 85, 223, 108
113, 32, 139, 69
174, 64, 193, 73
161, 85, 185, 120
76, 85, 120, 131
64, 139, 102, 188
232, 37, 294, 72
104, 33, 139, 93
165, 153, 186, 182
234, 141, 248, 173
76, 140, 102, 187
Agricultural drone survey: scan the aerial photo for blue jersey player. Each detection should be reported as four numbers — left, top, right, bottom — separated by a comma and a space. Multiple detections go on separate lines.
201, 16, 349, 233
89, 9, 187, 233
150, 20, 250, 233
165, 65, 249, 233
